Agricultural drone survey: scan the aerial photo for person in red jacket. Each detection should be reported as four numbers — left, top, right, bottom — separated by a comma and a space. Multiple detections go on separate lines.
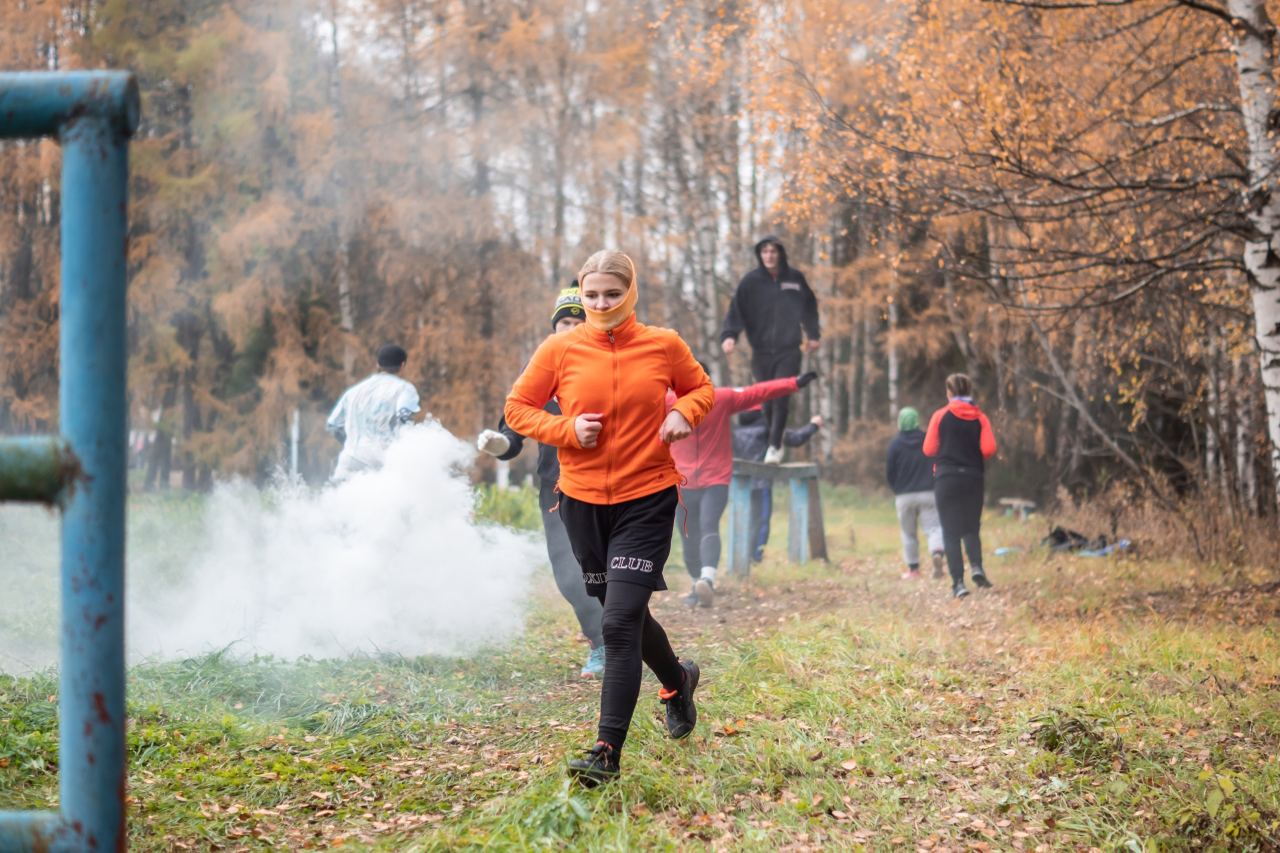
922, 373, 997, 599
668, 369, 817, 608
504, 250, 714, 787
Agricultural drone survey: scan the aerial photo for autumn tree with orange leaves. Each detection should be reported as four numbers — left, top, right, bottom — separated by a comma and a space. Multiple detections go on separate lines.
1, 0, 1276, 553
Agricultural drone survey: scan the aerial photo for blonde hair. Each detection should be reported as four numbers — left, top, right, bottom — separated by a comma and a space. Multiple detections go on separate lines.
577, 250, 636, 289
945, 373, 974, 398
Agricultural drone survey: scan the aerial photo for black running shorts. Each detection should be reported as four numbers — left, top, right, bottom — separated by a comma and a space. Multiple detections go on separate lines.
557, 486, 679, 597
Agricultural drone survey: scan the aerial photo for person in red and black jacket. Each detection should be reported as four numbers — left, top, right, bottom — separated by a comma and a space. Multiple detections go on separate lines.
922, 373, 997, 598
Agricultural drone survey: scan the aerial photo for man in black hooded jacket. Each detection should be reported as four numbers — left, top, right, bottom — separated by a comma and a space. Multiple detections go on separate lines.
721, 236, 820, 463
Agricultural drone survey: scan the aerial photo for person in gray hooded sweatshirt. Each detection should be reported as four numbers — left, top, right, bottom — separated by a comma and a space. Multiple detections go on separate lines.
886, 406, 945, 580
720, 236, 821, 464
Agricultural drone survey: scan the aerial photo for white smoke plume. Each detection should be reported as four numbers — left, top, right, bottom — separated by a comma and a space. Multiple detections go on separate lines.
0, 422, 542, 673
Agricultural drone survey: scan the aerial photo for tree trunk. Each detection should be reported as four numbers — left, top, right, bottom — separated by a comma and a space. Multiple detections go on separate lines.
329, 0, 356, 379
991, 329, 1008, 413
887, 261, 900, 421
984, 217, 1010, 411
1227, 0, 1280, 507
550, 102, 569, 286
1053, 317, 1086, 486
1206, 337, 1222, 495
820, 338, 836, 462
860, 307, 875, 418
942, 265, 978, 379
1234, 354, 1259, 508
144, 373, 179, 491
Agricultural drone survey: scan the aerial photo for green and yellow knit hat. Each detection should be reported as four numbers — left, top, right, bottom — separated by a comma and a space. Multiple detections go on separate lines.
551, 284, 584, 329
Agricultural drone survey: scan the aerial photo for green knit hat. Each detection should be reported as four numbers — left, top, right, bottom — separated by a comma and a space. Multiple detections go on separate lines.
898, 407, 920, 432
550, 285, 584, 328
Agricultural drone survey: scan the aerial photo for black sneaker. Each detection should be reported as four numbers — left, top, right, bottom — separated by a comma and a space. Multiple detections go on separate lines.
682, 590, 699, 608
952, 582, 970, 599
971, 571, 993, 589
567, 741, 620, 787
661, 660, 700, 739
931, 552, 945, 579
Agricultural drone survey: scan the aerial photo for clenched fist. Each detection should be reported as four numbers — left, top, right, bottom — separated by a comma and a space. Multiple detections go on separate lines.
659, 410, 693, 444
576, 413, 605, 448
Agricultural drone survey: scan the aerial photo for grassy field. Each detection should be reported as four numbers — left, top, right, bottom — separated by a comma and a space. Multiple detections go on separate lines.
2, 486, 1278, 850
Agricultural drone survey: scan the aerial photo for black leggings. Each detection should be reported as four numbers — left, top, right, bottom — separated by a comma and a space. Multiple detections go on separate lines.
934, 474, 984, 583
591, 581, 683, 749
752, 348, 803, 448
677, 485, 729, 580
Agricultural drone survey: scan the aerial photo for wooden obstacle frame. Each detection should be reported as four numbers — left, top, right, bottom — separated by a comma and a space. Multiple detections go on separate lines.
726, 460, 828, 575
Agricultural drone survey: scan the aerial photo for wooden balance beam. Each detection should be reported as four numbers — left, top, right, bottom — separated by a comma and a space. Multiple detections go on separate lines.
726, 460, 828, 576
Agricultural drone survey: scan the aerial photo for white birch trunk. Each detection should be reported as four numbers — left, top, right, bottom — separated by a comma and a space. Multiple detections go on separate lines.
1228, 0, 1280, 505
337, 257, 355, 379
329, 0, 356, 380
1206, 339, 1221, 494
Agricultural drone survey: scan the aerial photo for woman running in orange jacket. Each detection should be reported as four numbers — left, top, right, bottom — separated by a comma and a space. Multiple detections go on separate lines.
504, 250, 715, 786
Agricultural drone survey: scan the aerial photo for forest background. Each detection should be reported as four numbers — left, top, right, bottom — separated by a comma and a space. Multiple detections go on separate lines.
2, 0, 1279, 561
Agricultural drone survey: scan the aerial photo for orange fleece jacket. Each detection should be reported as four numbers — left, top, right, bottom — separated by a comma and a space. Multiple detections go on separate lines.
504, 314, 715, 505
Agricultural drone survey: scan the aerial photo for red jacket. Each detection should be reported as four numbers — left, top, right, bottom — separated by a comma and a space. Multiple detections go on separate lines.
668, 377, 799, 488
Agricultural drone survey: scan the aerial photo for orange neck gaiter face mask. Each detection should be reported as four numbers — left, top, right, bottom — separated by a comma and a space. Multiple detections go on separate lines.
584, 277, 639, 331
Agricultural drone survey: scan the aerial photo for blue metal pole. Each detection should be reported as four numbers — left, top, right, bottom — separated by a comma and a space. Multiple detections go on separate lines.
0, 812, 62, 849
56, 109, 131, 851
0, 71, 139, 140
0, 69, 136, 852
728, 473, 752, 575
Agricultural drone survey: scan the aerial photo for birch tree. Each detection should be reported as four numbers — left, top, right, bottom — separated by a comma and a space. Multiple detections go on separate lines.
1223, 0, 1280, 505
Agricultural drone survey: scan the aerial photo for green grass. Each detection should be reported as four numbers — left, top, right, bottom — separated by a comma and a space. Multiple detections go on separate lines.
2, 486, 1278, 850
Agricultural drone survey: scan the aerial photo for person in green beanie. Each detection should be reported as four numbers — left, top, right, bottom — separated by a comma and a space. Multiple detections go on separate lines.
886, 406, 945, 580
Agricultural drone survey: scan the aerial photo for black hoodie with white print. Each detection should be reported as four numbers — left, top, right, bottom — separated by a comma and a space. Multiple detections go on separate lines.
720, 236, 820, 353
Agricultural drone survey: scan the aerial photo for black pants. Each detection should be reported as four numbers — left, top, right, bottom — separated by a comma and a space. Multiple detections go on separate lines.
559, 487, 684, 749
540, 485, 604, 647
751, 348, 803, 449
677, 484, 729, 580
587, 581, 682, 748
934, 474, 984, 584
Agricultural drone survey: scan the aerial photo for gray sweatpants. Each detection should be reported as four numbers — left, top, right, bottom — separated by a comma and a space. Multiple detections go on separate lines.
895, 490, 943, 567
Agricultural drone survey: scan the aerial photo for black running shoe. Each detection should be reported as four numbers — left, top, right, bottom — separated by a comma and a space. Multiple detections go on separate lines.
567, 741, 620, 788
931, 552, 945, 580
971, 571, 993, 589
661, 660, 700, 739
682, 590, 699, 608
952, 582, 970, 599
